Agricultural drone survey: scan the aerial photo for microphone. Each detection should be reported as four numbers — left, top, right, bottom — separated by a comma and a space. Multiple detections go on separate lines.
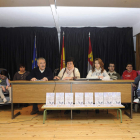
53, 68, 59, 77
54, 68, 59, 71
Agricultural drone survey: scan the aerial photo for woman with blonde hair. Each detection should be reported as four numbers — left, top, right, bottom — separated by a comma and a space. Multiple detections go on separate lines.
86, 58, 110, 80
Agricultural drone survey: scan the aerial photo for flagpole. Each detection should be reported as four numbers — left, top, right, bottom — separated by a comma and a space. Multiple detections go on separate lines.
88, 32, 90, 71
32, 34, 37, 69
35, 34, 37, 59
87, 32, 93, 73
60, 31, 65, 70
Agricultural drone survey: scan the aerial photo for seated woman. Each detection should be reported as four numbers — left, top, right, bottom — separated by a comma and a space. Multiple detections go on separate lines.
54, 57, 80, 114
87, 58, 110, 80
54, 57, 80, 80
13, 64, 30, 80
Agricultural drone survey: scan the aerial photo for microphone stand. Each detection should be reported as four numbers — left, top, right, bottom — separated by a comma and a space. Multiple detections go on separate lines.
53, 68, 59, 77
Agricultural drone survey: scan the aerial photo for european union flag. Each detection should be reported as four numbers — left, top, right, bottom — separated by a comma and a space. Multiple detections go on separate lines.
32, 35, 37, 69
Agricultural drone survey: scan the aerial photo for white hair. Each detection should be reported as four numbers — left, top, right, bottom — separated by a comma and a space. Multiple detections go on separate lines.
37, 57, 46, 63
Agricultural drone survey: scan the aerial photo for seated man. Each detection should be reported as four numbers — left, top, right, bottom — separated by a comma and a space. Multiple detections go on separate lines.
122, 63, 137, 80
108, 63, 120, 80
26, 57, 53, 115
132, 75, 140, 103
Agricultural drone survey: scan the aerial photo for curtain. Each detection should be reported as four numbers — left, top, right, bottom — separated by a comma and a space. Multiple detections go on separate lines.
136, 33, 140, 71
60, 27, 135, 78
0, 27, 59, 80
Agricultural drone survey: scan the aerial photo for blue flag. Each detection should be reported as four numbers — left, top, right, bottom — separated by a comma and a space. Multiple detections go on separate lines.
32, 35, 37, 69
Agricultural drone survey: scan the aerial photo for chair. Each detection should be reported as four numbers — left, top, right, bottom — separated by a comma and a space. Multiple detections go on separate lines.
137, 71, 140, 76
0, 87, 11, 104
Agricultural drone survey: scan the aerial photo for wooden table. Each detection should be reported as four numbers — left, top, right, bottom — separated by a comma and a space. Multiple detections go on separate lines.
41, 104, 125, 124
10, 80, 133, 119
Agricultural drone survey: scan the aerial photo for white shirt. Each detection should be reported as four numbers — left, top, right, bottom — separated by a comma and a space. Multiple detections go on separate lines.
39, 69, 45, 73
86, 68, 110, 80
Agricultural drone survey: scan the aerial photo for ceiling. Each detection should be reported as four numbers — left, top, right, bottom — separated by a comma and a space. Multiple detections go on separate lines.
57, 7, 140, 27
1, 0, 140, 8
0, 7, 55, 27
0, 0, 140, 35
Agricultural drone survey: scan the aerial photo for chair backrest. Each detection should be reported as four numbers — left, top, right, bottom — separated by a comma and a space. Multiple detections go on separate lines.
0, 68, 10, 79
137, 71, 140, 76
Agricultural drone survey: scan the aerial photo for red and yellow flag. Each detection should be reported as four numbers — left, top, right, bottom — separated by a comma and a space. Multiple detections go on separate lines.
88, 33, 93, 71
60, 32, 65, 70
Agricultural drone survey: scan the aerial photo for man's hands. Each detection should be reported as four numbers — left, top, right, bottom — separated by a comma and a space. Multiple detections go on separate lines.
31, 77, 48, 81
41, 77, 48, 81
132, 83, 136, 87
31, 78, 37, 81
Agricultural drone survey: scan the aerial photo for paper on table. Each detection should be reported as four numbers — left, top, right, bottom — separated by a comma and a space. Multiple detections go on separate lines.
108, 92, 112, 105
46, 93, 55, 105
65, 93, 73, 105
56, 92, 64, 105
75, 92, 83, 105
44, 104, 57, 107
85, 92, 93, 105
112, 92, 121, 105
95, 92, 104, 105
74, 104, 86, 107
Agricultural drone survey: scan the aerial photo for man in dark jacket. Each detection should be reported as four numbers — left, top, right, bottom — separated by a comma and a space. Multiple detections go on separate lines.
108, 63, 121, 80
26, 57, 53, 114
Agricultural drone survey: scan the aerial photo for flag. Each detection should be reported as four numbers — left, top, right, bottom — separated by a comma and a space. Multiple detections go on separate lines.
60, 32, 65, 70
32, 35, 37, 69
88, 32, 93, 72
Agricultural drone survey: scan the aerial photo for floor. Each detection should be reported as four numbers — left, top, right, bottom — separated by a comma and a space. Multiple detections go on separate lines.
0, 104, 140, 140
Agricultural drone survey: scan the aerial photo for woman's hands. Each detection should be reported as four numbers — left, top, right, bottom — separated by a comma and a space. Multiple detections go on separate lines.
63, 77, 73, 80
53, 76, 60, 80
98, 76, 104, 79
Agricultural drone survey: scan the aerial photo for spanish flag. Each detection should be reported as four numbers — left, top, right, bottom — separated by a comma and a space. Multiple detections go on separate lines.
88, 32, 93, 72
60, 32, 65, 70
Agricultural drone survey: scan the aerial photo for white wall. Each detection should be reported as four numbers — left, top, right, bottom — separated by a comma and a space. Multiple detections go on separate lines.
133, 21, 140, 36
133, 36, 136, 51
